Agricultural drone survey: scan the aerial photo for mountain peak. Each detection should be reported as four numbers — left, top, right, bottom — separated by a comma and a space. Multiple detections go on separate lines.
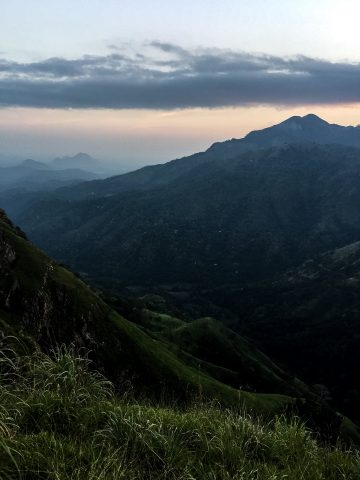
53, 152, 94, 163
20, 158, 50, 170
207, 113, 360, 158
301, 113, 329, 124
73, 152, 93, 160
281, 114, 329, 128
51, 152, 100, 172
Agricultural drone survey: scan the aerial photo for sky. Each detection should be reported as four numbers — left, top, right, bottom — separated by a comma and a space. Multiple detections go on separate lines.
1, 0, 360, 167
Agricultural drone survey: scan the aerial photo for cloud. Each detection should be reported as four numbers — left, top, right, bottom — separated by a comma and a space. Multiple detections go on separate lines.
0, 43, 359, 109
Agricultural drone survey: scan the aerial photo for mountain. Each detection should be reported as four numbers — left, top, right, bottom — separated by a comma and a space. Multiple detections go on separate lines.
1, 207, 358, 442
0, 161, 98, 193
5, 114, 359, 206
208, 113, 360, 157
15, 143, 360, 289
43, 150, 218, 201
51, 152, 102, 172
30, 114, 360, 203
0, 209, 301, 407
20, 158, 50, 170
10, 114, 360, 430
0, 159, 99, 219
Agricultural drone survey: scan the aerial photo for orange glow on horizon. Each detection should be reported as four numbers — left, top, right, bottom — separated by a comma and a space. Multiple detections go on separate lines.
0, 104, 360, 162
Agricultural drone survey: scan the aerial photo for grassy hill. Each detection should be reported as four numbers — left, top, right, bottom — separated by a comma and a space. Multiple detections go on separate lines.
1, 348, 360, 480
1, 209, 359, 443
0, 209, 295, 414
130, 311, 311, 398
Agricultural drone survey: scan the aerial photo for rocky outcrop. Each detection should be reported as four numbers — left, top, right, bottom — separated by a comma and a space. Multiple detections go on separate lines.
0, 215, 19, 309
0, 209, 101, 351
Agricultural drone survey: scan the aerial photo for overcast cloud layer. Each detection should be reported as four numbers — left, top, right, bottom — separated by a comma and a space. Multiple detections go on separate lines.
0, 42, 359, 109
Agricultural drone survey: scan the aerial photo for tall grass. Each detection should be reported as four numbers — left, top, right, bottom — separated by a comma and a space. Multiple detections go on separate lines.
0, 345, 359, 479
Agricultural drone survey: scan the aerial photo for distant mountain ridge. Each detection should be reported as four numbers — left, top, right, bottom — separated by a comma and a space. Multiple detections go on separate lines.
51, 152, 102, 172
0, 161, 98, 193
39, 114, 360, 202
20, 159, 50, 170
10, 115, 360, 289
14, 142, 360, 290
0, 151, 103, 171
208, 114, 360, 157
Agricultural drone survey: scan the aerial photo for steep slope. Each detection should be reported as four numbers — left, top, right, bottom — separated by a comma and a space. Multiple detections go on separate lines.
1, 208, 357, 441
141, 313, 312, 398
16, 143, 360, 289
2, 351, 359, 478
0, 208, 301, 414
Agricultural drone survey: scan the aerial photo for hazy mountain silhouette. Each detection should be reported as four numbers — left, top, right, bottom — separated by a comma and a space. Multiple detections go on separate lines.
14, 141, 360, 290
51, 152, 102, 172
38, 114, 360, 202
20, 159, 50, 170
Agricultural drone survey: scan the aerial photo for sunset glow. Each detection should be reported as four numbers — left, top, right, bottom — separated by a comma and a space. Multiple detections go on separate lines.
1, 0, 360, 167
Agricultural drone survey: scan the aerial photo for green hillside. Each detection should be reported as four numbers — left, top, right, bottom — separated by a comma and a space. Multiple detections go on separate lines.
133, 311, 311, 398
1, 348, 360, 480
1, 209, 358, 442
0, 209, 292, 414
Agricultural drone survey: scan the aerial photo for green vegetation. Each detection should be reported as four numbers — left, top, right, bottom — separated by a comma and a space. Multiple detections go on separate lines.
0, 212, 295, 418
1, 346, 360, 480
131, 309, 311, 399
2, 207, 360, 475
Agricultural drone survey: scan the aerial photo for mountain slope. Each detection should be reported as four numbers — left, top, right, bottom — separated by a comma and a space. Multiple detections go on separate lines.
16, 143, 360, 288
2, 208, 357, 442
0, 212, 360, 442
2, 350, 359, 479
141, 313, 311, 397
25, 114, 360, 202
0, 208, 303, 413
20, 158, 50, 170
208, 114, 360, 157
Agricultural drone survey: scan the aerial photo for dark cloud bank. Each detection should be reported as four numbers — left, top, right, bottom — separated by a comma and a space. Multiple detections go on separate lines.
0, 42, 359, 109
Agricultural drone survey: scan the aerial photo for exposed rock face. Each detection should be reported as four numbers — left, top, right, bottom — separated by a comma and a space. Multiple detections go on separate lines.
0, 209, 100, 351
0, 213, 19, 309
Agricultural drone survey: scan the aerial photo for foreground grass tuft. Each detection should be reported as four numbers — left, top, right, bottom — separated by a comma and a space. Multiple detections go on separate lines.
0, 346, 359, 479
